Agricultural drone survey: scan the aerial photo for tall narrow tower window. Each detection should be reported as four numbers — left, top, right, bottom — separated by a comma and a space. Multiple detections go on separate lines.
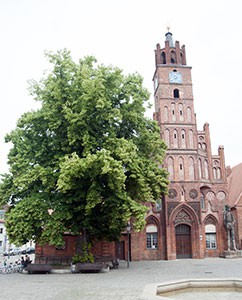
174, 89, 179, 98
173, 129, 178, 148
168, 157, 174, 180
204, 160, 209, 179
178, 157, 185, 180
179, 104, 184, 121
198, 158, 202, 179
171, 103, 176, 121
164, 106, 169, 121
181, 129, 186, 148
187, 107, 192, 122
171, 50, 176, 63
188, 157, 195, 180
165, 129, 170, 147
161, 52, 166, 64
189, 130, 194, 148
217, 168, 221, 179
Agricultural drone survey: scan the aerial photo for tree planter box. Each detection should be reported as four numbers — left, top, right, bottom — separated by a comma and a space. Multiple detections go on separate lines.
26, 264, 52, 274
73, 262, 109, 273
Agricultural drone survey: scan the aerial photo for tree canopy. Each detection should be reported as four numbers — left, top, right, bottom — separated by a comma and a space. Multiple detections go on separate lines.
0, 49, 168, 247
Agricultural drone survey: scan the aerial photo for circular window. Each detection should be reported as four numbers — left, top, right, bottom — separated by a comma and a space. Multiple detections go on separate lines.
189, 189, 198, 199
168, 189, 177, 199
217, 191, 226, 201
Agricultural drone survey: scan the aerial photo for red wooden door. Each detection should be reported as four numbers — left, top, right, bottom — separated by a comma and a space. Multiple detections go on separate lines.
115, 241, 125, 260
175, 224, 192, 259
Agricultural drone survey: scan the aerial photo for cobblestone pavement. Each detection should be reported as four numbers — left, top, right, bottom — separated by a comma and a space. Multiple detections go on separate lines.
1, 257, 242, 299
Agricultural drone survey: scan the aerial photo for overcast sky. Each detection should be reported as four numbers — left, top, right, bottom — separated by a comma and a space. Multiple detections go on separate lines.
0, 0, 241, 174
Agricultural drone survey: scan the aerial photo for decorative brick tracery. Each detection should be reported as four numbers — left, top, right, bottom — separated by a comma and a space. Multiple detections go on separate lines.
174, 209, 192, 225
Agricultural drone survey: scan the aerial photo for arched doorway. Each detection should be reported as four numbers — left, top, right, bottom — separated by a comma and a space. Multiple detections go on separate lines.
175, 224, 192, 258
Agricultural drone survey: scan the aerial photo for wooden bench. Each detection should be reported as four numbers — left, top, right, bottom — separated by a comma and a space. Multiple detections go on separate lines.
75, 262, 108, 273
95, 256, 119, 269
26, 264, 52, 274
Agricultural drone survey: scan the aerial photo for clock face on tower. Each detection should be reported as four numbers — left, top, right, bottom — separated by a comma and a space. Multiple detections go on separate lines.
169, 71, 182, 83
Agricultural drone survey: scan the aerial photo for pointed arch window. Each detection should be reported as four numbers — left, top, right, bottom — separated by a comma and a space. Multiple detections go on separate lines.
161, 52, 166, 64
146, 224, 158, 249
201, 196, 205, 210
188, 157, 195, 180
189, 130, 194, 148
164, 106, 169, 121
204, 160, 209, 179
217, 168, 221, 179
179, 103, 184, 121
165, 129, 170, 147
170, 50, 176, 64
167, 156, 174, 180
174, 89, 179, 98
181, 129, 186, 148
171, 103, 176, 121
198, 158, 202, 179
205, 224, 217, 249
178, 157, 185, 180
173, 129, 178, 148
187, 107, 192, 122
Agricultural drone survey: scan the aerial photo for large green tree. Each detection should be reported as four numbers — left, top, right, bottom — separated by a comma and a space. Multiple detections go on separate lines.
0, 50, 168, 247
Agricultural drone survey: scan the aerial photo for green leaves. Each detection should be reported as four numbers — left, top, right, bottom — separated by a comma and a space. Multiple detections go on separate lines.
0, 49, 168, 246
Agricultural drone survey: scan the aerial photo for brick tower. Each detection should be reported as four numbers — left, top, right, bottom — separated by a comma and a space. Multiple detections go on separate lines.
152, 31, 228, 260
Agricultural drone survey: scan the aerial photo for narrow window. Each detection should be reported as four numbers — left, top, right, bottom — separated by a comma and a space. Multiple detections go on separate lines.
173, 130, 178, 148
217, 168, 221, 179
165, 129, 170, 147
179, 103, 184, 121
201, 197, 205, 210
179, 157, 184, 180
204, 160, 209, 179
187, 107, 192, 122
181, 129, 186, 148
189, 130, 194, 148
205, 224, 217, 249
198, 158, 202, 178
161, 52, 166, 64
168, 157, 174, 180
188, 157, 195, 180
170, 50, 176, 64
174, 89, 179, 98
146, 225, 158, 249
164, 106, 168, 121
171, 103, 176, 121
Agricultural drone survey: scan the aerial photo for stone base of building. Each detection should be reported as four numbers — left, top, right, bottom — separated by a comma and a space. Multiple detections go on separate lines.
220, 250, 242, 258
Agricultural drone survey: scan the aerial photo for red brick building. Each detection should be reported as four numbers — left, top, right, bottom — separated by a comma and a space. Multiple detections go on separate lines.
35, 32, 241, 264
227, 163, 242, 250
132, 31, 229, 260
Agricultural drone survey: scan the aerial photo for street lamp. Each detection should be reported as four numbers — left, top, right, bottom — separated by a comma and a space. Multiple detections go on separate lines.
126, 222, 131, 268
